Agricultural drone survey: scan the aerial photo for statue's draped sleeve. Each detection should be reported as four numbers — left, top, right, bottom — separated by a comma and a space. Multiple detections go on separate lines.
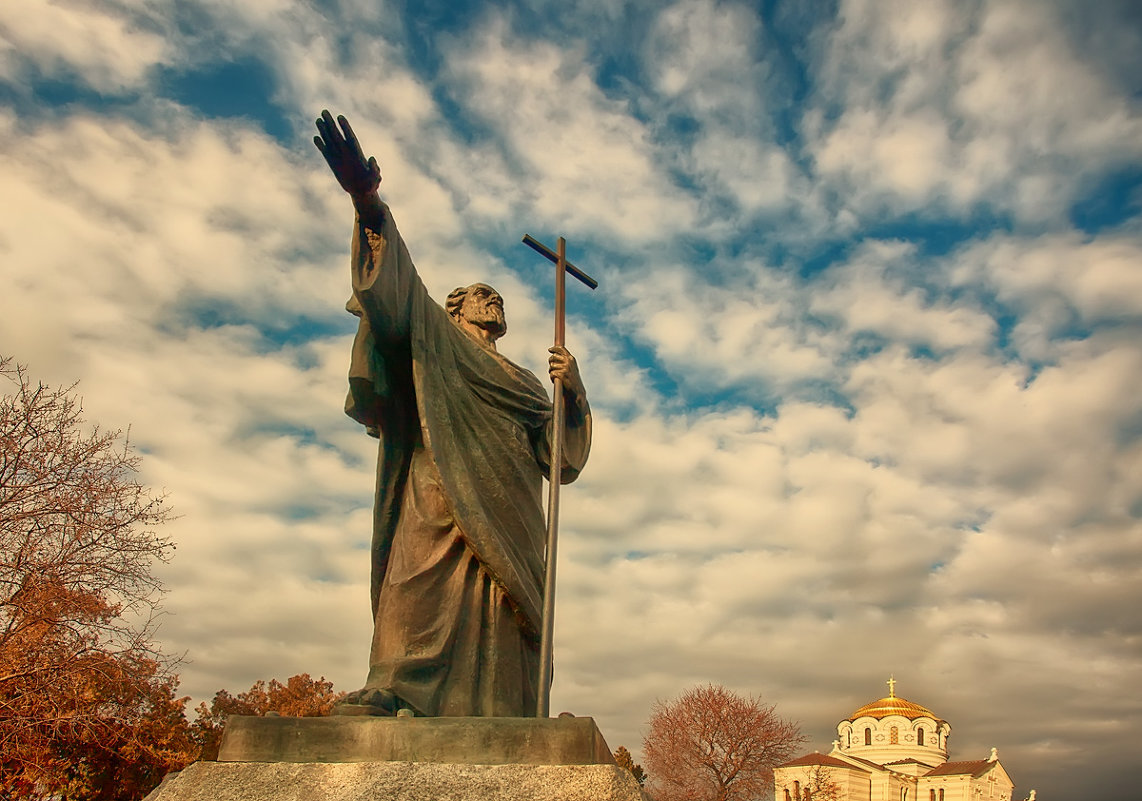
344, 200, 591, 637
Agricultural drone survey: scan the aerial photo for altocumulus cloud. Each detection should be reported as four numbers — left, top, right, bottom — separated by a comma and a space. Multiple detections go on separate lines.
1, 0, 1140, 798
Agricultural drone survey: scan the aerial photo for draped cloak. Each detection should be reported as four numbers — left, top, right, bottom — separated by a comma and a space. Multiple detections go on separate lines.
343, 200, 591, 716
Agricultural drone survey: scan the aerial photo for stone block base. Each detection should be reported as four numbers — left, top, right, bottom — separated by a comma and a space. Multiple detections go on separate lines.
217, 715, 615, 766
145, 761, 650, 801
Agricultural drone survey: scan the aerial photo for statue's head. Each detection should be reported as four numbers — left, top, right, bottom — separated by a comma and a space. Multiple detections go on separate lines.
446, 283, 507, 341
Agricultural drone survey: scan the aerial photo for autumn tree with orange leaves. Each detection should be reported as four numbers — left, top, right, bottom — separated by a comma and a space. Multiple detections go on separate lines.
643, 684, 806, 801
0, 357, 189, 798
613, 746, 647, 786
192, 674, 346, 760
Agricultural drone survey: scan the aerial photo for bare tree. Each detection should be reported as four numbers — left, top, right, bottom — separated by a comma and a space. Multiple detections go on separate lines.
643, 684, 806, 801
0, 356, 183, 797
801, 763, 841, 801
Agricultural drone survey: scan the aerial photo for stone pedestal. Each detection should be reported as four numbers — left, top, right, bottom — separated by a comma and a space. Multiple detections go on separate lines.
145, 716, 649, 801
218, 714, 615, 765
146, 761, 646, 801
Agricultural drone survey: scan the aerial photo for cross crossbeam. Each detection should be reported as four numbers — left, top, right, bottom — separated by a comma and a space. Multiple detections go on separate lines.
522, 235, 599, 290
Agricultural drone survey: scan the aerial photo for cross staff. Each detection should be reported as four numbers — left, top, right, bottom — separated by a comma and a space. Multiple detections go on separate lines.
522, 233, 597, 718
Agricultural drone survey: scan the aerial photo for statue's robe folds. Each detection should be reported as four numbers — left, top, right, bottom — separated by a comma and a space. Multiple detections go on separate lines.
343, 201, 591, 717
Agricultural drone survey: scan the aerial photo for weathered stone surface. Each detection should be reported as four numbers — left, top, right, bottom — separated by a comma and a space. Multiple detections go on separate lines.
145, 761, 651, 801
217, 715, 615, 766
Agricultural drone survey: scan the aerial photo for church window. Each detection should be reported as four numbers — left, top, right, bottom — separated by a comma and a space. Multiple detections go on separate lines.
865, 727, 872, 745
890, 726, 899, 744
785, 790, 791, 801
939, 790, 945, 801
930, 791, 936, 801
918, 728, 925, 746
794, 780, 800, 799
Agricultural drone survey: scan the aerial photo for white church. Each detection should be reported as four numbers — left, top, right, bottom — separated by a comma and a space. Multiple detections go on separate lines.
774, 678, 1030, 801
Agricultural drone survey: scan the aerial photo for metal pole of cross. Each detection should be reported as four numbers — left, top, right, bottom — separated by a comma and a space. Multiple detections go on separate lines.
522, 233, 598, 718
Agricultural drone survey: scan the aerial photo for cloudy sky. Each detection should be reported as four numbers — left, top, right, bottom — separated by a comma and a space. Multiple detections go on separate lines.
3, 0, 1141, 797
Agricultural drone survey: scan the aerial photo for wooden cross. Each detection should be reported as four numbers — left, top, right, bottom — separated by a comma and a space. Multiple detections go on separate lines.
522, 233, 597, 718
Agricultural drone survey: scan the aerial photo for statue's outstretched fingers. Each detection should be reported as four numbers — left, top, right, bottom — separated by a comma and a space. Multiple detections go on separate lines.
318, 109, 344, 152
339, 115, 368, 164
314, 136, 341, 175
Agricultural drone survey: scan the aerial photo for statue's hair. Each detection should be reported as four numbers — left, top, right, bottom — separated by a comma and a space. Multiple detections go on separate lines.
445, 286, 468, 317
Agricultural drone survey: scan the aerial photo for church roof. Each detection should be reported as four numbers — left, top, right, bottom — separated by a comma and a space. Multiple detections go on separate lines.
925, 760, 994, 778
779, 753, 859, 770
846, 677, 944, 722
842, 753, 894, 771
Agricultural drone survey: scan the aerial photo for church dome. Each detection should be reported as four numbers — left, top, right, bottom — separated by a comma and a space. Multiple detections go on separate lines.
835, 677, 951, 769
849, 694, 941, 721
846, 677, 944, 722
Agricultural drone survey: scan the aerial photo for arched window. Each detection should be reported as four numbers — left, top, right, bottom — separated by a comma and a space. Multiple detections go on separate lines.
794, 781, 800, 799
939, 789, 945, 801
890, 726, 899, 744
918, 728, 925, 746
865, 727, 872, 745
784, 790, 791, 801
847, 730, 851, 747
930, 791, 936, 801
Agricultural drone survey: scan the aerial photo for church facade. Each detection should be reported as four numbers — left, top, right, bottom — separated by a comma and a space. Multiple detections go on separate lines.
774, 679, 1019, 801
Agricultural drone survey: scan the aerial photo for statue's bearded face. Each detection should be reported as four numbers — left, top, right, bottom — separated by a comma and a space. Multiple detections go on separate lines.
458, 283, 507, 338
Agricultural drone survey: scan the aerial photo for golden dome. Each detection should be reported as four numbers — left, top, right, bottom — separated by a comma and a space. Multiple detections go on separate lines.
847, 676, 944, 721
849, 695, 939, 720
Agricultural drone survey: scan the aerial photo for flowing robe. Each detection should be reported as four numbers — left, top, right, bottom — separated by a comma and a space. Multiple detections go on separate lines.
343, 200, 591, 717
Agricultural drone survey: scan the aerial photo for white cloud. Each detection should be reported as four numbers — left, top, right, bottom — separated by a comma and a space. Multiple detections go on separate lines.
955, 0, 1142, 164
806, 0, 1142, 222
639, 0, 822, 225
952, 232, 1142, 338
440, 15, 696, 242
813, 110, 961, 206
617, 264, 837, 395
813, 240, 997, 353
645, 0, 766, 122
689, 130, 802, 216
0, 0, 171, 92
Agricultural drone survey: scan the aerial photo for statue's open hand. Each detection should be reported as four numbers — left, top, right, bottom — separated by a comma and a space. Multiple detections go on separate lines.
314, 110, 381, 199
548, 346, 585, 401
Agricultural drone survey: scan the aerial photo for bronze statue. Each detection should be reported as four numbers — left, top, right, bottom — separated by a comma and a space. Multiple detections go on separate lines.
314, 111, 592, 717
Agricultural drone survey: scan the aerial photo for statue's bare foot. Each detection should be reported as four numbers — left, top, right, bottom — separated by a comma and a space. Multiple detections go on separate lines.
332, 688, 399, 716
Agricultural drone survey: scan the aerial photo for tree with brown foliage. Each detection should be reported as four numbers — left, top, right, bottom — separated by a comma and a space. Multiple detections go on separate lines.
0, 357, 189, 798
192, 673, 346, 760
642, 684, 806, 801
613, 745, 647, 786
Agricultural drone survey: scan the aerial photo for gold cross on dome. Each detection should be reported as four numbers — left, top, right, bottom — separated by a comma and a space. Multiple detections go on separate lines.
887, 675, 897, 697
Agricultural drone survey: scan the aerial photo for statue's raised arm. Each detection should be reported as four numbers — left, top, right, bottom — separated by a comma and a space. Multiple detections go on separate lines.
313, 110, 382, 203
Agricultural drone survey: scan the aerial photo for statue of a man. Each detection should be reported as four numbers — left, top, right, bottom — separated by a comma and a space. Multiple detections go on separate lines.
314, 111, 592, 717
